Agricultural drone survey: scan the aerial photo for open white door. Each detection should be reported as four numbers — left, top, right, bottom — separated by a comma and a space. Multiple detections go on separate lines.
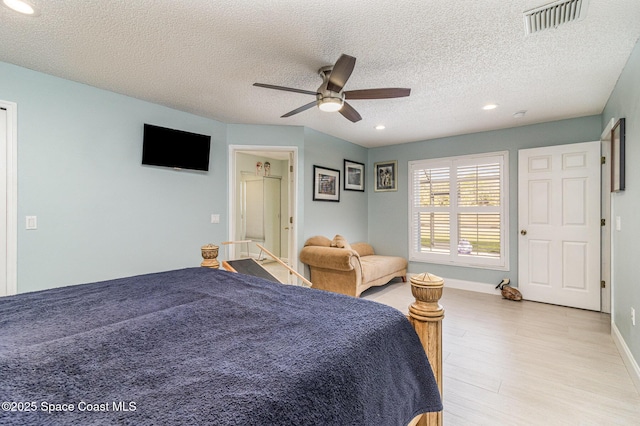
518, 141, 601, 311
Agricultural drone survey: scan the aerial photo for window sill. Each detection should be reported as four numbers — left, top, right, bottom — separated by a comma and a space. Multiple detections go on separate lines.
409, 255, 509, 271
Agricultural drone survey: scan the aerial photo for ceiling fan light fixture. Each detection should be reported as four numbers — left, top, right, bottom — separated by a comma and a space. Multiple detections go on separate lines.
318, 97, 344, 112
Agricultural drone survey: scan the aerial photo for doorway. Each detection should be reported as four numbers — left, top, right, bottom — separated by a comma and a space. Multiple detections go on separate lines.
228, 145, 299, 282
0, 100, 17, 297
518, 141, 601, 311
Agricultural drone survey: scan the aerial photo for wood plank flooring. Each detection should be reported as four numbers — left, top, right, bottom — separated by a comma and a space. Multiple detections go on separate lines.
361, 280, 640, 425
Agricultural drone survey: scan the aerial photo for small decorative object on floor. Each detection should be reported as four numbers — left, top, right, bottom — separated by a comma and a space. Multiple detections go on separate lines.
496, 278, 522, 301
201, 244, 220, 268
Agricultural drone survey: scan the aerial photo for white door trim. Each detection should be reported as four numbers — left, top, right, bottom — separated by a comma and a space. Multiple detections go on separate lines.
228, 145, 299, 279
1, 100, 18, 296
600, 118, 615, 314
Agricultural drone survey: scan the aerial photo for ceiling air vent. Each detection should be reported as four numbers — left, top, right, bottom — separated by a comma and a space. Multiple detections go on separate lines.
524, 0, 589, 35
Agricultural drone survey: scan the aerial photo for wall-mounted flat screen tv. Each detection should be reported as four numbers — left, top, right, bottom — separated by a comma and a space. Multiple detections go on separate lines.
142, 124, 211, 171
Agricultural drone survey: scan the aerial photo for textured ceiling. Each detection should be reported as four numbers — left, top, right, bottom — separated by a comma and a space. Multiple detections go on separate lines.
1, 0, 639, 147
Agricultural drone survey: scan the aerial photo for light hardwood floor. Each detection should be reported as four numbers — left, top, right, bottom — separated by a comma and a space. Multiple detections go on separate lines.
361, 280, 640, 425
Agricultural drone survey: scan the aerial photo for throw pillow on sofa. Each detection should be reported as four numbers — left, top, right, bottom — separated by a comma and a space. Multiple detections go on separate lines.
330, 234, 352, 251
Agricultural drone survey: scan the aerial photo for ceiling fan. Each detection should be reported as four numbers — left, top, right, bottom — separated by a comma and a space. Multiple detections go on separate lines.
253, 54, 411, 123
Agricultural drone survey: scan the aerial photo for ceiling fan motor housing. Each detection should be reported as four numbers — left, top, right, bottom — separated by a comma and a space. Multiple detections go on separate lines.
317, 65, 345, 111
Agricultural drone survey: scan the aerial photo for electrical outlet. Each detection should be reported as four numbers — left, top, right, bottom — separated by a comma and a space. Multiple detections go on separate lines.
210, 214, 220, 224
632, 308, 636, 326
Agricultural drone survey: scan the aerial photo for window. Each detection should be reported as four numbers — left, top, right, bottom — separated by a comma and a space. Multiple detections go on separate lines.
408, 151, 509, 270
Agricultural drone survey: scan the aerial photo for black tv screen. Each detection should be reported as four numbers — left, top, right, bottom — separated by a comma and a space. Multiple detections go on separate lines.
142, 124, 211, 171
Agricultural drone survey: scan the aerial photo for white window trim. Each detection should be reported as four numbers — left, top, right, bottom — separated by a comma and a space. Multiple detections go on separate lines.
408, 151, 509, 271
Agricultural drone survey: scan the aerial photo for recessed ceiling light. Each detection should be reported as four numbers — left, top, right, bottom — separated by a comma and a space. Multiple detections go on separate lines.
375, 125, 386, 130
3, 0, 36, 15
482, 104, 498, 110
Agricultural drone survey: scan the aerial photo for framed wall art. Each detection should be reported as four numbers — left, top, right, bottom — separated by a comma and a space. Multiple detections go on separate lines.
344, 159, 365, 192
611, 117, 626, 192
374, 160, 397, 192
313, 165, 340, 202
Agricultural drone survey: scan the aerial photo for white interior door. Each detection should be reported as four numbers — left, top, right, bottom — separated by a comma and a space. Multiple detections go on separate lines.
0, 107, 7, 296
263, 176, 281, 258
244, 179, 265, 242
518, 141, 601, 311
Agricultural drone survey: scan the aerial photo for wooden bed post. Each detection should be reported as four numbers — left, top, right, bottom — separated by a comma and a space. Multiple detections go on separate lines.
200, 244, 220, 268
408, 272, 444, 426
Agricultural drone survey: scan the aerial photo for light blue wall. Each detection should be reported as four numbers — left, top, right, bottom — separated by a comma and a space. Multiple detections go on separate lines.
302, 128, 368, 243
602, 38, 640, 367
0, 59, 604, 294
368, 116, 602, 286
1, 62, 368, 293
0, 62, 229, 292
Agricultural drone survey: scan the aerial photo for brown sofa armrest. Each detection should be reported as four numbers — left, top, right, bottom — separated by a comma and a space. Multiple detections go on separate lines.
299, 246, 360, 272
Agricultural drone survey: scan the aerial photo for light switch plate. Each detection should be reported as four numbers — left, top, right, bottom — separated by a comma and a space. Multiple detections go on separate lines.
26, 216, 37, 230
211, 214, 220, 224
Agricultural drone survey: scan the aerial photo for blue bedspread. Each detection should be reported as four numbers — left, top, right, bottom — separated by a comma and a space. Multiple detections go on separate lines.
0, 268, 441, 425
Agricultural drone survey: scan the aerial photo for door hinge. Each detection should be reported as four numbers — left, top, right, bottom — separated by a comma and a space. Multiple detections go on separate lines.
289, 216, 293, 224
601, 156, 606, 165
290, 165, 293, 173
601, 280, 606, 289
601, 218, 605, 226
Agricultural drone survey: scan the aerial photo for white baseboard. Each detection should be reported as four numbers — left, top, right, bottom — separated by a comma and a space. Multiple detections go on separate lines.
611, 322, 640, 395
441, 277, 500, 295
406, 274, 501, 295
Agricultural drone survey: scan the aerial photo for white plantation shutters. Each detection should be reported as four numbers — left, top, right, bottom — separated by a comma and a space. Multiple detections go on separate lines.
409, 152, 509, 270
411, 165, 451, 255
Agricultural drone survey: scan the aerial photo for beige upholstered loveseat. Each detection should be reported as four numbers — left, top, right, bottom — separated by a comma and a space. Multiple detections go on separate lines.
299, 235, 408, 297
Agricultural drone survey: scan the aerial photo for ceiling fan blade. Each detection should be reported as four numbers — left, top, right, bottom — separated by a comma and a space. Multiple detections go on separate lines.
326, 54, 356, 93
344, 88, 411, 100
339, 102, 362, 123
281, 100, 318, 118
253, 83, 318, 96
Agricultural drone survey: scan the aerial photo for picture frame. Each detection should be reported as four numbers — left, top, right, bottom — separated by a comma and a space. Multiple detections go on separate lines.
313, 165, 340, 202
374, 160, 397, 192
611, 118, 626, 192
344, 159, 365, 192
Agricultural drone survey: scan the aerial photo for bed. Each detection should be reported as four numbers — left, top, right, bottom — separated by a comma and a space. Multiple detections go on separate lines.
0, 267, 442, 425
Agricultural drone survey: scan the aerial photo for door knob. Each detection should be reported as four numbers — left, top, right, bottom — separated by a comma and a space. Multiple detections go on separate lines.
520, 230, 527, 236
